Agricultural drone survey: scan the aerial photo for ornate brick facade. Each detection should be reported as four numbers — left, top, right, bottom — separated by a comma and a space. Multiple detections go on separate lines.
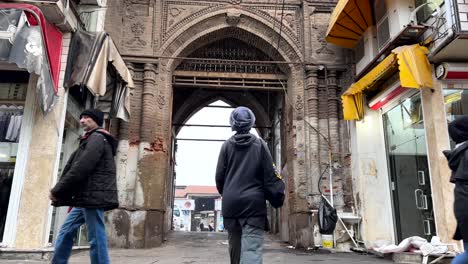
105, 0, 352, 248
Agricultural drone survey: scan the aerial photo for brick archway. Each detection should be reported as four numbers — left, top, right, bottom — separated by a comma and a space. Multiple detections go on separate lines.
108, 5, 312, 249
155, 7, 308, 247
160, 7, 303, 64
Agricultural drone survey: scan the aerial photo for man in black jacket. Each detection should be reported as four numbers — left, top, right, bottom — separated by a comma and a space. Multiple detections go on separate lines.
444, 115, 468, 264
216, 106, 285, 264
50, 109, 118, 264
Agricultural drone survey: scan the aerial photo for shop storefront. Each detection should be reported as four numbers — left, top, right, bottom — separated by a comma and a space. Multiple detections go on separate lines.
343, 44, 447, 245
380, 89, 435, 241
48, 29, 133, 245
0, 71, 29, 242
0, 3, 132, 249
0, 3, 63, 246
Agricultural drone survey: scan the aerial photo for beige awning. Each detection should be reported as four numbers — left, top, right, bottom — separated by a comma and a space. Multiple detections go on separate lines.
86, 36, 133, 121
66, 31, 133, 121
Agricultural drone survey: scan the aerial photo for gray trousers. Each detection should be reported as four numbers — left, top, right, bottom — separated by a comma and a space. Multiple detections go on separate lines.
228, 224, 264, 264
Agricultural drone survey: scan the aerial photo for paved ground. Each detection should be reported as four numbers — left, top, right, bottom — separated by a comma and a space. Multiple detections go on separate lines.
1, 232, 391, 264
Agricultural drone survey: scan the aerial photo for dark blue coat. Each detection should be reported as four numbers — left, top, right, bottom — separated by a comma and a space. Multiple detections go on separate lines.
215, 133, 285, 221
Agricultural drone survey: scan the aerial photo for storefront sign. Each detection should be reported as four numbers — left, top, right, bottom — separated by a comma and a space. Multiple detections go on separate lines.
436, 63, 468, 80
174, 199, 195, 211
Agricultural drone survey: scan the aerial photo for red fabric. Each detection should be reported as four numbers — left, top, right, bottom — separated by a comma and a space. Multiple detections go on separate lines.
24, 11, 38, 26
81, 128, 111, 141
0, 3, 62, 93
369, 86, 406, 110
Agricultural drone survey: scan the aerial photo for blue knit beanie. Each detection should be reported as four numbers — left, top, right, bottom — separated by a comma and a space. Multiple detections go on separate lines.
230, 106, 255, 133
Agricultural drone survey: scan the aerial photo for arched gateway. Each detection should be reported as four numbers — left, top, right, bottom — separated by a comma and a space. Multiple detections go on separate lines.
104, 1, 350, 249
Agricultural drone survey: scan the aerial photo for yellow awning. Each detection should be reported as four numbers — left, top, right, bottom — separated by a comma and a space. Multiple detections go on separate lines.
325, 0, 373, 49
342, 44, 434, 120
393, 45, 434, 89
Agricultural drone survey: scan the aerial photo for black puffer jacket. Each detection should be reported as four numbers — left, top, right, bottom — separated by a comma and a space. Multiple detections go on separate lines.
51, 128, 119, 210
215, 133, 285, 219
444, 116, 468, 240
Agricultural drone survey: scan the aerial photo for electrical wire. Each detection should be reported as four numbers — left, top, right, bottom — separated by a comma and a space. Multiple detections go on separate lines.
269, 0, 336, 200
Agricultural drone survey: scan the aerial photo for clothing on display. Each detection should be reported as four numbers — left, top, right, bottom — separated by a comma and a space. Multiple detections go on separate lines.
0, 105, 23, 142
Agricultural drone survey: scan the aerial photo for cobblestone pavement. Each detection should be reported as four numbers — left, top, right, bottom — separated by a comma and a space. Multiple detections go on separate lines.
1, 232, 392, 264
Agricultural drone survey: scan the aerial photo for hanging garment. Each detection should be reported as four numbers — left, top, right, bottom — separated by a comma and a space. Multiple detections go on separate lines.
5, 114, 21, 142
12, 114, 21, 142
5, 114, 16, 141
0, 113, 7, 141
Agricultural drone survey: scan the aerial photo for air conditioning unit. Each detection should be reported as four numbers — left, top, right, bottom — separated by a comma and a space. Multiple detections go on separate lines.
31, 0, 78, 32
377, 16, 390, 50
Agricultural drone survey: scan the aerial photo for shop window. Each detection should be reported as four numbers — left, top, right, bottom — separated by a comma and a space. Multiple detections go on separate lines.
0, 71, 28, 241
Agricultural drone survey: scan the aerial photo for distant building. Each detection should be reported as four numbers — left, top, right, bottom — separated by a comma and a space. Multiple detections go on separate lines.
174, 186, 222, 232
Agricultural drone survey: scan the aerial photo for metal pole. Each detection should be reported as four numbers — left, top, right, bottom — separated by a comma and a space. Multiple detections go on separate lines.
176, 138, 227, 142
324, 66, 334, 208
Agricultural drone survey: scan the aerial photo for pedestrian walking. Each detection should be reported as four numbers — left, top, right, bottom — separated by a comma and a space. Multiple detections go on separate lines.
216, 106, 285, 264
49, 109, 119, 264
443, 115, 468, 264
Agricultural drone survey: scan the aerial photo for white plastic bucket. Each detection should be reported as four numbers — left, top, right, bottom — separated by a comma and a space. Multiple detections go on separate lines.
321, 234, 333, 248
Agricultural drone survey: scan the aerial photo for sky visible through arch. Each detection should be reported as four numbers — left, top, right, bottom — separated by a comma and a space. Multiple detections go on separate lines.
175, 100, 259, 186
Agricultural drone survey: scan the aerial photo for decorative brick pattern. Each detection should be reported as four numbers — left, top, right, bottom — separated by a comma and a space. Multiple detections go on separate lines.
104, 0, 351, 249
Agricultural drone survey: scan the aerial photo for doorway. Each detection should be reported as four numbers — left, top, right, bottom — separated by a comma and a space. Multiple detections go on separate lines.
383, 93, 436, 241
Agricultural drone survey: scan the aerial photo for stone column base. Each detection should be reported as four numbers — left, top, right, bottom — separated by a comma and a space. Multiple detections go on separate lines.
106, 209, 165, 248
289, 212, 313, 248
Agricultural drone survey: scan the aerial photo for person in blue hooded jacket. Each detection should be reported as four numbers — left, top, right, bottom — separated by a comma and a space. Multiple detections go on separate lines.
215, 106, 285, 264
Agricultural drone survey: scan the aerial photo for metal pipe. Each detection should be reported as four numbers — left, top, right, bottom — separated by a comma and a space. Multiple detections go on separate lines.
176, 138, 226, 142
123, 54, 349, 67
172, 123, 272, 129
323, 66, 334, 208
204, 105, 234, 109
428, 0, 457, 60
428, 30, 455, 61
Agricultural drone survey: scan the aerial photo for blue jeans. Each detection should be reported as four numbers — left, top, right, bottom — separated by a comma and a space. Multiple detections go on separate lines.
453, 241, 468, 264
228, 224, 264, 264
52, 207, 110, 264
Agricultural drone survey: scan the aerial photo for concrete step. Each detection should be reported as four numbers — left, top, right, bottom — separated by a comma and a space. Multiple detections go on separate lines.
392, 252, 454, 264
